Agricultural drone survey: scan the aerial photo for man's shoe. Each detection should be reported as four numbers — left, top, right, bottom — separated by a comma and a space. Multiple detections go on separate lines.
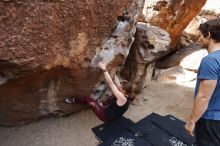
65, 97, 76, 104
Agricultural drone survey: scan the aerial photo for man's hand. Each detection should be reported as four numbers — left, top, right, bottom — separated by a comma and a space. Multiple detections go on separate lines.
98, 61, 106, 71
185, 80, 217, 137
185, 118, 195, 136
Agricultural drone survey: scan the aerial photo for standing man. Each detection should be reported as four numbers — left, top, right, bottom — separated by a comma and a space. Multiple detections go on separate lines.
185, 18, 220, 145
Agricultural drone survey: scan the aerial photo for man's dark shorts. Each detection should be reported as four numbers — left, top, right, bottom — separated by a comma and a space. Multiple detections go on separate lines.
195, 118, 220, 146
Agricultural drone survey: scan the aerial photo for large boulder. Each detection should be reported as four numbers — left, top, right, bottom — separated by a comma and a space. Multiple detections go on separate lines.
141, 0, 207, 48
121, 22, 171, 93
0, 0, 143, 126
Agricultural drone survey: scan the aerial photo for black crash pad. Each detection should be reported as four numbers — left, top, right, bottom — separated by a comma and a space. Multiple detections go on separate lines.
92, 113, 196, 146
99, 131, 152, 146
130, 113, 195, 146
92, 116, 135, 143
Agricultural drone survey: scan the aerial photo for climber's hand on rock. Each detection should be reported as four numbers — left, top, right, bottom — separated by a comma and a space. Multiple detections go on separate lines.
98, 61, 106, 71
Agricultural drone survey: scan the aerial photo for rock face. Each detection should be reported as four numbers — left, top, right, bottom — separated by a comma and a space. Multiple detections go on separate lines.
202, 0, 220, 18
121, 22, 171, 93
141, 0, 207, 48
0, 0, 143, 126
182, 0, 220, 46
181, 16, 207, 46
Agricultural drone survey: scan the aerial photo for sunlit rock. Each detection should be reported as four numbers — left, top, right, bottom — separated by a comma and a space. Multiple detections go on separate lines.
141, 0, 206, 48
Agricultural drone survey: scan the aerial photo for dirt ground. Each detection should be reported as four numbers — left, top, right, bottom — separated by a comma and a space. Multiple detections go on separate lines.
0, 81, 195, 146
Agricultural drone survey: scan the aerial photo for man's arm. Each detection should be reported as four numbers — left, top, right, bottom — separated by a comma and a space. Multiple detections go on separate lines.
103, 71, 127, 104
185, 79, 217, 135
114, 74, 122, 89
98, 62, 127, 106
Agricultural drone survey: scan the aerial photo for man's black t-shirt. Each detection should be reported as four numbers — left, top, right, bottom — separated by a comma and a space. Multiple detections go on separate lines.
104, 97, 129, 121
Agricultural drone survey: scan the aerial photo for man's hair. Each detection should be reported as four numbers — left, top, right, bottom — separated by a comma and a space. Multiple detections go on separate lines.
121, 80, 136, 101
199, 18, 220, 43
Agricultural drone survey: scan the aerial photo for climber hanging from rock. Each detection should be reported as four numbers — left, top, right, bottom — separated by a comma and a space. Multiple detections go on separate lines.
65, 61, 135, 122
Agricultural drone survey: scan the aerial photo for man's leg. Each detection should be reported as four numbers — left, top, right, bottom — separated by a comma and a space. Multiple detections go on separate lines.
195, 118, 220, 146
75, 96, 106, 122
